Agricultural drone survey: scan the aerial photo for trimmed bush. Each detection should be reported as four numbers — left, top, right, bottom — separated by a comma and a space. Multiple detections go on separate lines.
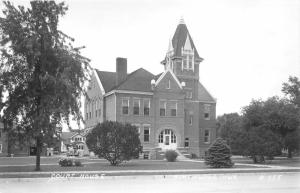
58, 158, 83, 167
165, 150, 178, 162
205, 138, 234, 168
59, 158, 73, 167
74, 160, 83, 167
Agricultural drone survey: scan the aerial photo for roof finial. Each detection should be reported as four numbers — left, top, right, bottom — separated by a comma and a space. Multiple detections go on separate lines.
179, 16, 185, 24
168, 37, 173, 52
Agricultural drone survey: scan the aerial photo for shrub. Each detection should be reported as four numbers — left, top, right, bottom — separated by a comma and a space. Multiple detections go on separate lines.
58, 158, 83, 167
74, 160, 82, 167
58, 158, 73, 167
86, 121, 143, 166
205, 138, 234, 168
165, 150, 178, 162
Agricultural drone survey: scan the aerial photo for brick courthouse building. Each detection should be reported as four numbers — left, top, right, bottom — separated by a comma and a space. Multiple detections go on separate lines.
84, 20, 217, 158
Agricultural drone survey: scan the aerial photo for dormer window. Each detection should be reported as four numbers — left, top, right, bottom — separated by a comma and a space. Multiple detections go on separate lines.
182, 35, 194, 71
182, 52, 194, 70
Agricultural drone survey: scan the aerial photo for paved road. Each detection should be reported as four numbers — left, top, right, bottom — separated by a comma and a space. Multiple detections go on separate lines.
0, 172, 299, 193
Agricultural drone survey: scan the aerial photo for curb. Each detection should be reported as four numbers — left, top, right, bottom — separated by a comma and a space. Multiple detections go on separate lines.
0, 167, 299, 179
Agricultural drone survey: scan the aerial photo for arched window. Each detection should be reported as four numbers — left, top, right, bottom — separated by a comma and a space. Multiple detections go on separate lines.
158, 129, 176, 143
159, 132, 163, 143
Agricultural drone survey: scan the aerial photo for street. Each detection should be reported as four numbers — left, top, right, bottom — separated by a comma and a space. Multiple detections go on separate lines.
0, 172, 299, 193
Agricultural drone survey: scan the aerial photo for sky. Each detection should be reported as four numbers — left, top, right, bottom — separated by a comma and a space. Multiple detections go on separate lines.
2, 0, 300, 117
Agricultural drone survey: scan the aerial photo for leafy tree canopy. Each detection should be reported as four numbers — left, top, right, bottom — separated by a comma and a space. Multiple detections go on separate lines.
0, 1, 90, 170
282, 76, 300, 107
86, 121, 142, 166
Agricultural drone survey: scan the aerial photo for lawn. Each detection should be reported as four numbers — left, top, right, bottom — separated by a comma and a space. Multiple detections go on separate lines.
0, 156, 257, 173
1, 156, 299, 178
232, 156, 300, 167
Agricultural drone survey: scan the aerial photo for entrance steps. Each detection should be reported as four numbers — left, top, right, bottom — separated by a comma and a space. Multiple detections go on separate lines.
175, 149, 190, 161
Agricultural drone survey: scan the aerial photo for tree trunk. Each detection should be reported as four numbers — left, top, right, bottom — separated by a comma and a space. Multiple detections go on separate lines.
35, 136, 41, 171
252, 155, 257, 163
288, 148, 292, 158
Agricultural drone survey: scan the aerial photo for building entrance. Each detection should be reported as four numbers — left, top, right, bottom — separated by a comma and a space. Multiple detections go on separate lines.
158, 129, 177, 150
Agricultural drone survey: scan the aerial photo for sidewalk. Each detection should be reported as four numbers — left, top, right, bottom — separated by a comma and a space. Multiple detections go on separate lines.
0, 165, 299, 179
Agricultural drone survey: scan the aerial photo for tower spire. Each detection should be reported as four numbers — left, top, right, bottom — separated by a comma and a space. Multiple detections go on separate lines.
179, 16, 185, 24
168, 38, 173, 52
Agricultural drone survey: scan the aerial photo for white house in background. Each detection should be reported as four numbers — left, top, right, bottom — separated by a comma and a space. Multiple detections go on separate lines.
60, 131, 89, 156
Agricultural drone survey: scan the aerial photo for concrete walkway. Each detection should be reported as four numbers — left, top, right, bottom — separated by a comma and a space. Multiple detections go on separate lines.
181, 159, 289, 169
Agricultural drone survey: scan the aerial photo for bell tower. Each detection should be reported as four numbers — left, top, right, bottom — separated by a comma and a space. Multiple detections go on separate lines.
161, 18, 203, 100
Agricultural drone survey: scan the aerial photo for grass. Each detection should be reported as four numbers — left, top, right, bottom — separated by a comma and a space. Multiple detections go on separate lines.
0, 156, 259, 173
0, 156, 299, 178
231, 156, 300, 167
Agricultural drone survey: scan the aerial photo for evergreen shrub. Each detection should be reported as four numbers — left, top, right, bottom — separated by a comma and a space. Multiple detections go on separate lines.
205, 138, 234, 168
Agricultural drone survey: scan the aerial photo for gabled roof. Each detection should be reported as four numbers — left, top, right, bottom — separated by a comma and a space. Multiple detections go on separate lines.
154, 72, 163, 81
95, 70, 117, 93
113, 68, 155, 92
155, 69, 182, 89
61, 132, 75, 141
96, 68, 156, 93
172, 23, 201, 59
198, 82, 216, 103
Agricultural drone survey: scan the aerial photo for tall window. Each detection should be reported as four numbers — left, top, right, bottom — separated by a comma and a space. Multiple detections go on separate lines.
143, 126, 150, 142
122, 98, 129, 115
189, 115, 193, 125
133, 99, 140, 115
0, 144, 2, 153
144, 99, 150, 116
95, 100, 98, 117
188, 55, 193, 69
182, 54, 194, 70
204, 104, 211, 120
171, 130, 176, 143
158, 132, 163, 143
183, 54, 188, 69
160, 101, 166, 116
170, 102, 177, 116
204, 129, 210, 143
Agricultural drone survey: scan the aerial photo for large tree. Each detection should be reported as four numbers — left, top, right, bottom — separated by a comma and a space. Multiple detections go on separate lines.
217, 113, 245, 155
281, 76, 300, 157
242, 97, 299, 158
0, 1, 90, 170
282, 76, 300, 107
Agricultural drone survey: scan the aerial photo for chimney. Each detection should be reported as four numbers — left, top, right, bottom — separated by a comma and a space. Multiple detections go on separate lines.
116, 57, 127, 85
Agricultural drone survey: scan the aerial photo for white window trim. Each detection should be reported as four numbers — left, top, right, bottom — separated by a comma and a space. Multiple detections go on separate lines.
204, 129, 211, 144
160, 100, 167, 116
0, 143, 2, 153
182, 48, 195, 71
121, 97, 130, 115
143, 124, 151, 142
204, 104, 211, 120
143, 98, 151, 116
133, 98, 141, 115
